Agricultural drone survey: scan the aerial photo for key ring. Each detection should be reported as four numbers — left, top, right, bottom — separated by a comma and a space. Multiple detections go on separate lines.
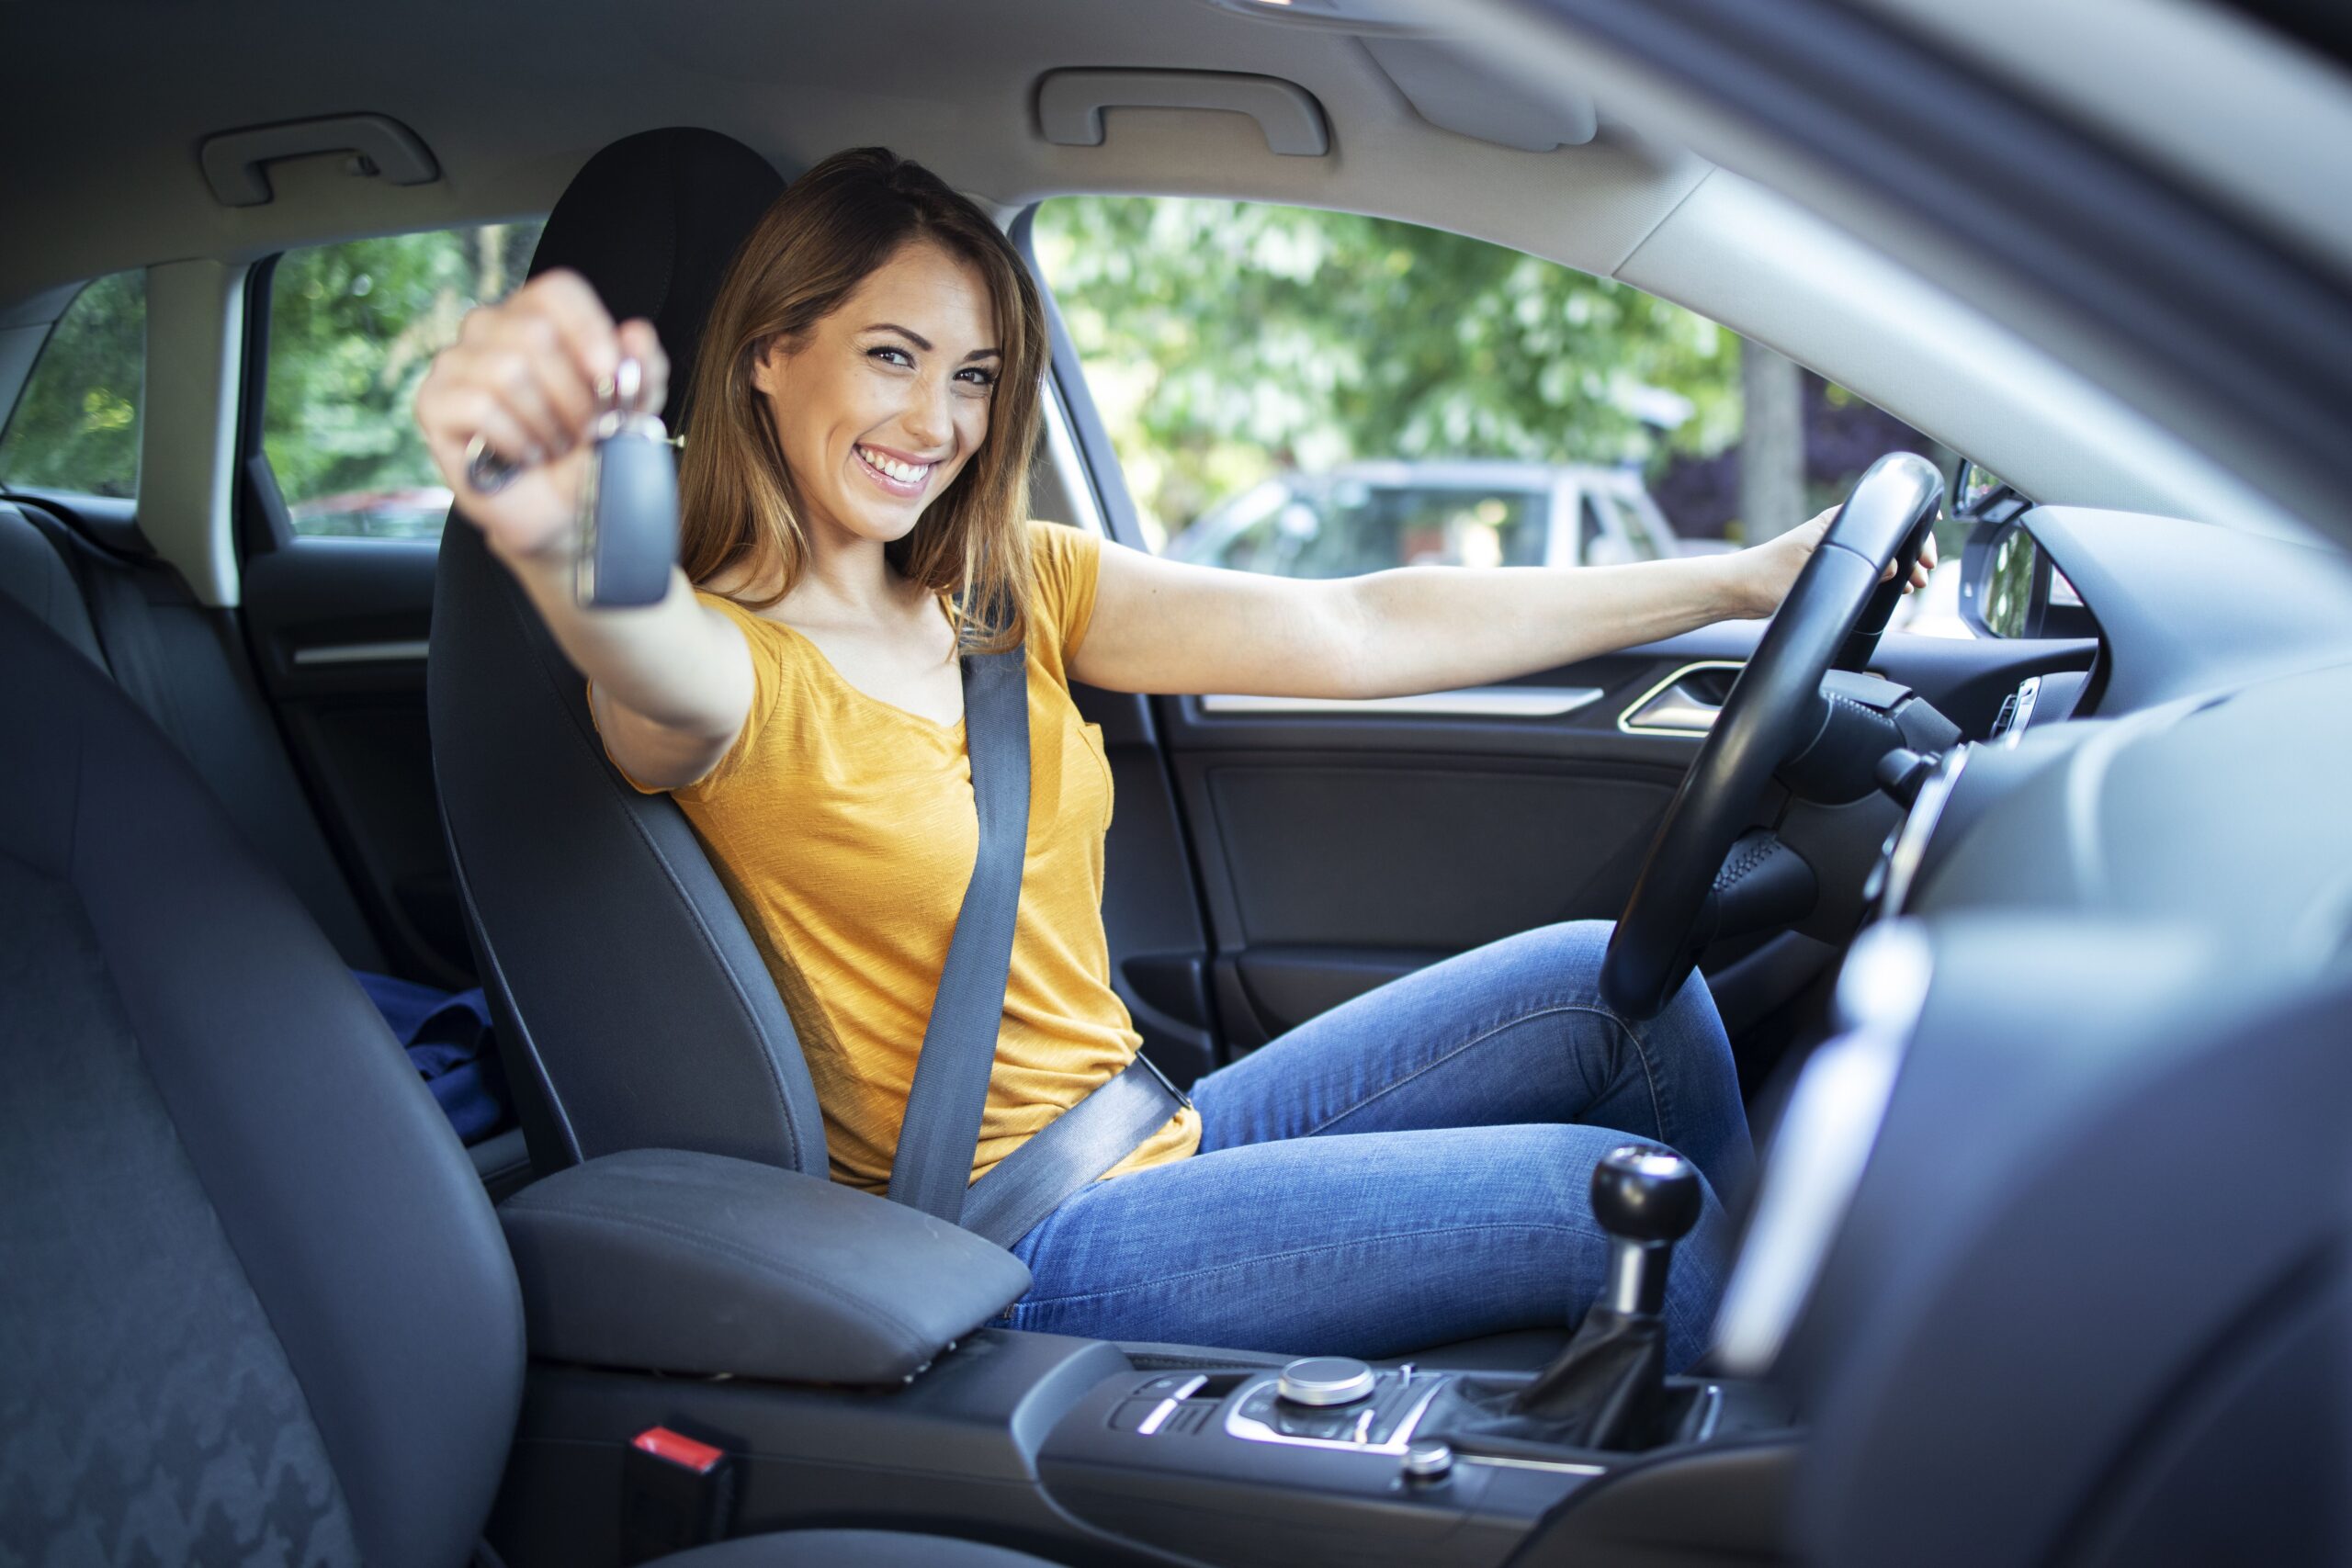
465, 355, 643, 497
464, 432, 523, 496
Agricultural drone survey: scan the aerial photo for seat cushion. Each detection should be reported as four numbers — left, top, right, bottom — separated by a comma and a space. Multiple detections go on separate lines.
656, 1529, 1057, 1567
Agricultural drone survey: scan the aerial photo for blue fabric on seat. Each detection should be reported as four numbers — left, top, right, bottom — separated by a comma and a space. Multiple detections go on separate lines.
353, 971, 513, 1145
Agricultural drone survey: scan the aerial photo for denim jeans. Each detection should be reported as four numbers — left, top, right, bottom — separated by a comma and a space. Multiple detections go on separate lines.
996, 920, 1753, 1371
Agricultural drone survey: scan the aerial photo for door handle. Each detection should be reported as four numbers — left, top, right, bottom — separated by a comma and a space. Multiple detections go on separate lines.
1619, 661, 1745, 736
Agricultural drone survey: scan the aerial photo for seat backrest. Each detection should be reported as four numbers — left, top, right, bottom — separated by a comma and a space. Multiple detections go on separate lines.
0, 493, 388, 970
0, 592, 523, 1568
0, 498, 107, 667
428, 129, 829, 1179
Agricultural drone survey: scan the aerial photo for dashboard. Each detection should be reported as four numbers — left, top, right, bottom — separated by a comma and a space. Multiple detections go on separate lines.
1710, 502, 2352, 1507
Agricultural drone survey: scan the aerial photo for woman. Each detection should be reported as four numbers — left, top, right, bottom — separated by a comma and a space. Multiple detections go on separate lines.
414, 147, 1929, 1369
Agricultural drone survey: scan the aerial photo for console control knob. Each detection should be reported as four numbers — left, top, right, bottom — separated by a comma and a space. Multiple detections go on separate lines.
1277, 1356, 1376, 1407
1401, 1439, 1454, 1482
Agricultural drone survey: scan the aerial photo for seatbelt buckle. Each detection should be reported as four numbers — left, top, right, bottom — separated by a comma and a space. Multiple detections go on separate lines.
1136, 1050, 1194, 1112
620, 1426, 736, 1564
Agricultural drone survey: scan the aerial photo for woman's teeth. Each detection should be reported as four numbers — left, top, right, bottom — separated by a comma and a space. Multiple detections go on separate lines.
857, 446, 933, 486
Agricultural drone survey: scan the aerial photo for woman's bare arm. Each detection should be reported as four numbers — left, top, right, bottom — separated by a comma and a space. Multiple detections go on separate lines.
1070, 517, 1933, 699
413, 269, 753, 788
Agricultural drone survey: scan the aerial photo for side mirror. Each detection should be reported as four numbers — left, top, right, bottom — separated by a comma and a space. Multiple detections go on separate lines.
1958, 520, 2051, 638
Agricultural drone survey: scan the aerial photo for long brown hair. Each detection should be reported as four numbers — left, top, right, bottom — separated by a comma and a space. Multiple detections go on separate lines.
676, 147, 1046, 649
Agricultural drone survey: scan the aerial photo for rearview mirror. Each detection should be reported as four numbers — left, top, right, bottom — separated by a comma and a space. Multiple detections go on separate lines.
1951, 459, 2027, 524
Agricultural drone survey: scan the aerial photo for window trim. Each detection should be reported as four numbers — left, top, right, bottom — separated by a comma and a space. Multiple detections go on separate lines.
234, 250, 297, 556
1010, 205, 1155, 558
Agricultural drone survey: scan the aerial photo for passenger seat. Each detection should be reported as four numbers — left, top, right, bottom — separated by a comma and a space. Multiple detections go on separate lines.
0, 492, 530, 1192
0, 582, 1056, 1568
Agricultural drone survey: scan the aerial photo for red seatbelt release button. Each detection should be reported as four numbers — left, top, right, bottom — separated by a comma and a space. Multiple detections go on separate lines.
622, 1427, 735, 1563
631, 1426, 725, 1474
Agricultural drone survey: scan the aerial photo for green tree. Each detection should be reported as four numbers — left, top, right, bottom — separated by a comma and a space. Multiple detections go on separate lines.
1034, 198, 1740, 547
0, 270, 146, 497
264, 222, 540, 528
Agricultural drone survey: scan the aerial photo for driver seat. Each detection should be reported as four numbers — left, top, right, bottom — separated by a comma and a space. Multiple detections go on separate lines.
428, 128, 1564, 1371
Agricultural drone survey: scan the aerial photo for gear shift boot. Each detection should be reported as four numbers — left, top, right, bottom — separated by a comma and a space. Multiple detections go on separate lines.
1421, 1143, 1702, 1456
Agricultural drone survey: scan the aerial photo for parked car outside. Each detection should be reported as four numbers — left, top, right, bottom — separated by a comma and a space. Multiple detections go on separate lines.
1163, 459, 1726, 579
288, 484, 458, 539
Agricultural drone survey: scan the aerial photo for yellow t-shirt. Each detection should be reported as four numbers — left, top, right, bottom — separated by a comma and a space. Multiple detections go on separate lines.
599, 520, 1201, 1192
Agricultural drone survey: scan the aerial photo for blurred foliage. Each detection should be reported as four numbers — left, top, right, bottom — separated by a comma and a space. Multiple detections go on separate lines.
0, 270, 146, 497
1035, 197, 1742, 548
266, 222, 540, 533
0, 228, 540, 529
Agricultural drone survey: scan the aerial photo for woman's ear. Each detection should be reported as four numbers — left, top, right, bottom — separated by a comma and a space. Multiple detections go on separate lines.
748, 335, 784, 398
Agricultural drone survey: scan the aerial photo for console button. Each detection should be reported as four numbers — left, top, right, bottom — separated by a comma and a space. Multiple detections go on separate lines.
1402, 1439, 1454, 1481
1109, 1399, 1162, 1432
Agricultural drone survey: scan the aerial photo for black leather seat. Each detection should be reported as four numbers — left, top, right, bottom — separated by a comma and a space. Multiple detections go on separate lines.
0, 589, 1058, 1566
430, 129, 833, 1179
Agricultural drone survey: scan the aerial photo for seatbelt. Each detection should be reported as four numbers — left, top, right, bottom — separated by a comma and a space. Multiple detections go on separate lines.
886, 643, 1031, 1225
885, 634, 1187, 1249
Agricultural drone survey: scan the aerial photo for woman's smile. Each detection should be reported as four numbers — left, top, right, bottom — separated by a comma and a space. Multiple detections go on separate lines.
853, 441, 939, 499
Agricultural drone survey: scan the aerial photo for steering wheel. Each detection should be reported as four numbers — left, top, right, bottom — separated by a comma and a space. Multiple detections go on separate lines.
1600, 452, 1945, 1021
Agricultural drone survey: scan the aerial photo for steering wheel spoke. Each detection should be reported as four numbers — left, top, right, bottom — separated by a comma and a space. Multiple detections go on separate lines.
1699, 829, 1819, 951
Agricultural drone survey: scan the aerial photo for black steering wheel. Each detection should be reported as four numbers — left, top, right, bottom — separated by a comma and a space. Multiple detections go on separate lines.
1600, 452, 1946, 1021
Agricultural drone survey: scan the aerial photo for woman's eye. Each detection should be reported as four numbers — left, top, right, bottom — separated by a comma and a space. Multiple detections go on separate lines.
956, 367, 999, 390
867, 345, 914, 368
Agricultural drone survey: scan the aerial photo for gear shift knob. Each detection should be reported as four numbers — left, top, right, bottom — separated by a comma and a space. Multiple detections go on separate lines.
1592, 1144, 1702, 1317
1591, 1144, 1702, 1244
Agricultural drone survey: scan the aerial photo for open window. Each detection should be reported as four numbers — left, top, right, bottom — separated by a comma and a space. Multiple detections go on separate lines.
0, 270, 146, 501
1027, 196, 1965, 632
251, 220, 542, 545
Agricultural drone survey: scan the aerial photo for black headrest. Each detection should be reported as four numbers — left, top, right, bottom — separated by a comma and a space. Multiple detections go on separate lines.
526, 128, 786, 431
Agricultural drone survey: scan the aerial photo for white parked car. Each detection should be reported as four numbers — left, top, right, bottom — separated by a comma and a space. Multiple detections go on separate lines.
1164, 459, 1724, 578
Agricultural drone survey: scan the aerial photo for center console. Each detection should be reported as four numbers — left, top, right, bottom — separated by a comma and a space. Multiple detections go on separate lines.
1038, 1359, 1788, 1568
488, 1145, 1800, 1567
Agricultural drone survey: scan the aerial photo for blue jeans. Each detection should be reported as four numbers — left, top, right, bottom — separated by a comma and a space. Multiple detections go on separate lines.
996, 921, 1753, 1371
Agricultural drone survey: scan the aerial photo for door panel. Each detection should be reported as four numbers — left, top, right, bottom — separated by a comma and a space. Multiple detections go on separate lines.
238, 536, 466, 987
1162, 622, 2098, 1051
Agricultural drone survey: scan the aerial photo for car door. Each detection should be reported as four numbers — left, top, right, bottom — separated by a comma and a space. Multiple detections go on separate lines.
1025, 197, 2095, 1081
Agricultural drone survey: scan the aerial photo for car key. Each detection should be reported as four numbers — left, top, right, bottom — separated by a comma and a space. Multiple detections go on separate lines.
571, 356, 680, 607
461, 355, 679, 607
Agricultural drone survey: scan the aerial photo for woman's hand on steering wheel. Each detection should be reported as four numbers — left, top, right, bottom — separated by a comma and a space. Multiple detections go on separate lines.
1729, 508, 1940, 619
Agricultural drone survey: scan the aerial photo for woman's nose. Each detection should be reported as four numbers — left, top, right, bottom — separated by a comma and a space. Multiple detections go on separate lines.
901, 375, 954, 449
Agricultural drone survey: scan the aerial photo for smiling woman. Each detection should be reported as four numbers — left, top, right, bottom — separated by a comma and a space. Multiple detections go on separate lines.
406, 139, 1861, 1366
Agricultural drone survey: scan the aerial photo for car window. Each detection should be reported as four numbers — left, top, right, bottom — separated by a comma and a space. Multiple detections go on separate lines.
0, 270, 146, 499
1188, 480, 1548, 578
1032, 197, 1956, 621
1613, 490, 1678, 562
264, 220, 542, 539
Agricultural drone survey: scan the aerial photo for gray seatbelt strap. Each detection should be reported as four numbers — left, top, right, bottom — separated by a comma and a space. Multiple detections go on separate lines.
885, 634, 1188, 1247
961, 1056, 1188, 1248
887, 642, 1032, 1224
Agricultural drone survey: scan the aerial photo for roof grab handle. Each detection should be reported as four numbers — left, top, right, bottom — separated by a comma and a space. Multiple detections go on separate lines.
199, 113, 441, 208
1036, 70, 1331, 156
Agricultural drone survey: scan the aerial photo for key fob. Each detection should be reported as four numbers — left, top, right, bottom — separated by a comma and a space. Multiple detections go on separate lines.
574, 358, 680, 608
